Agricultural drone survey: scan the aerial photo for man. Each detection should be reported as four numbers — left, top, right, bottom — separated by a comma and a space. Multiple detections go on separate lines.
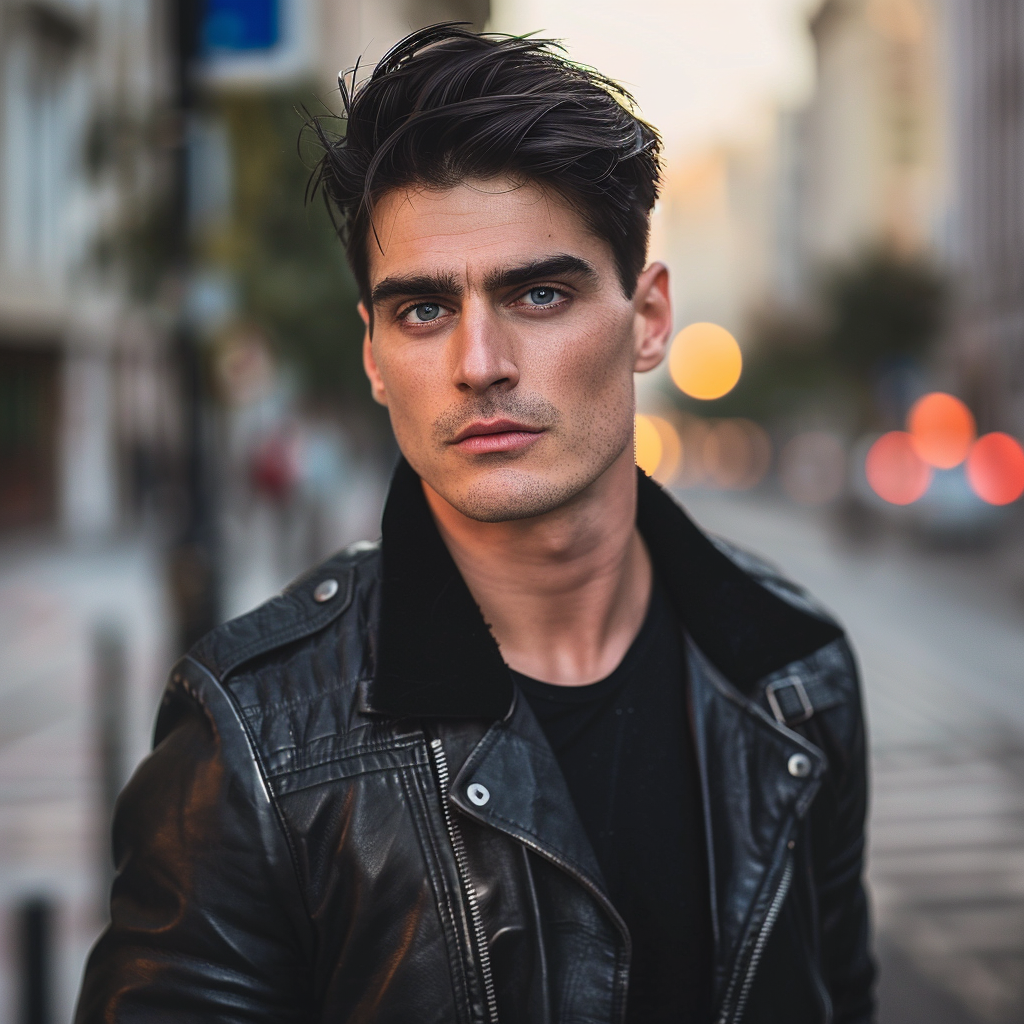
77, 25, 874, 1024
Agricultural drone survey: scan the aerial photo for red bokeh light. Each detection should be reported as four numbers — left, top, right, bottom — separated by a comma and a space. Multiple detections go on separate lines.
907, 392, 976, 469
865, 431, 933, 505
966, 432, 1024, 505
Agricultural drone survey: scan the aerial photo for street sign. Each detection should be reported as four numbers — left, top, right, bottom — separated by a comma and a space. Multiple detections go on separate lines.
198, 0, 311, 86
203, 0, 279, 52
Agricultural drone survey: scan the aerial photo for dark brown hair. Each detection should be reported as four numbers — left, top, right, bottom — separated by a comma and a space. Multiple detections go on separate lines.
307, 24, 662, 305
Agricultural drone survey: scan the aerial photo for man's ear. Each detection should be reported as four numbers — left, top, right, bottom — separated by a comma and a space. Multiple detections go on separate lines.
359, 301, 388, 406
631, 262, 672, 373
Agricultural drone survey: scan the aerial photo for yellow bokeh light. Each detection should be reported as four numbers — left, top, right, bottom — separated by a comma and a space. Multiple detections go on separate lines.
635, 415, 663, 476
647, 415, 682, 484
669, 322, 743, 400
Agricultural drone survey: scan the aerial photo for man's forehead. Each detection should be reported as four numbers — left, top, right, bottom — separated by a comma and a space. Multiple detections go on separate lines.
367, 179, 607, 286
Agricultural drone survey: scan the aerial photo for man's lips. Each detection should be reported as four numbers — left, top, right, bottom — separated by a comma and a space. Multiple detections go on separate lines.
450, 419, 544, 454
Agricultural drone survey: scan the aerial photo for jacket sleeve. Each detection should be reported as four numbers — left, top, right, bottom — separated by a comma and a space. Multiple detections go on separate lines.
75, 656, 314, 1023
811, 640, 876, 1024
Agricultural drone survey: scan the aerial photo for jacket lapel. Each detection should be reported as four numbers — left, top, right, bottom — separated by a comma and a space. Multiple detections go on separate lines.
448, 693, 626, 935
687, 639, 826, 997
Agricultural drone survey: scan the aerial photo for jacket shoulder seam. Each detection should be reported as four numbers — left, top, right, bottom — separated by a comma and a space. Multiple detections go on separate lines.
219, 570, 357, 680
189, 543, 381, 683
237, 676, 372, 719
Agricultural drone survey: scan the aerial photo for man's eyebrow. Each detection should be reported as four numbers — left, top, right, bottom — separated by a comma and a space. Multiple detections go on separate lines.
484, 254, 599, 293
370, 271, 463, 307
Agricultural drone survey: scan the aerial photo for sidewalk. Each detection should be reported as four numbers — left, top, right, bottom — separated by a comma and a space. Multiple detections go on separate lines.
0, 537, 170, 1022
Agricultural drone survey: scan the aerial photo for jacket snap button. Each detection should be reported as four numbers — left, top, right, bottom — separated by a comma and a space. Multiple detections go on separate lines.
467, 783, 490, 806
788, 753, 812, 778
314, 578, 339, 603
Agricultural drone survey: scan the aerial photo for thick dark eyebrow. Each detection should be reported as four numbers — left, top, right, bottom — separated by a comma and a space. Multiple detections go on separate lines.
369, 254, 598, 309
370, 271, 463, 308
484, 254, 599, 293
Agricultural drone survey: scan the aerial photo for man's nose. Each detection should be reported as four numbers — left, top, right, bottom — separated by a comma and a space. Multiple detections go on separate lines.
450, 300, 519, 394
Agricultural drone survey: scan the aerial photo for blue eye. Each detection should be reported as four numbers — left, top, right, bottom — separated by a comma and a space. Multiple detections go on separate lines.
407, 303, 441, 322
526, 287, 558, 305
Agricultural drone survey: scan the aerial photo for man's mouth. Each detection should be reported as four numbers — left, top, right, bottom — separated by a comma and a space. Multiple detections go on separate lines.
450, 418, 545, 454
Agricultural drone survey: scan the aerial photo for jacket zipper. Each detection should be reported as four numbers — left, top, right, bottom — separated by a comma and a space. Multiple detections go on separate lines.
718, 855, 794, 1024
460, 810, 632, 1023
430, 739, 500, 1024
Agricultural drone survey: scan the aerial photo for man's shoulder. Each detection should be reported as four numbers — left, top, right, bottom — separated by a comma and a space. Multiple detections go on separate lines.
703, 533, 861, 726
178, 541, 384, 762
189, 539, 382, 684
706, 533, 842, 630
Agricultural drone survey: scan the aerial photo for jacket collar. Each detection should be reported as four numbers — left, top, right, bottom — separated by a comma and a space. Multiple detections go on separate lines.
364, 456, 841, 718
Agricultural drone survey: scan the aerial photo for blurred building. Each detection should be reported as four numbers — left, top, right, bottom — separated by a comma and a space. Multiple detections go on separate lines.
1, 0, 176, 540
654, 0, 948, 354
943, 0, 1024, 436
0, 0, 177, 1019
650, 141, 776, 341
792, 0, 1024, 438
793, 0, 946, 288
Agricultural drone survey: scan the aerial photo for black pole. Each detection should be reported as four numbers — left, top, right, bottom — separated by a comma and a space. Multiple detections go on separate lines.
167, 0, 219, 653
18, 897, 52, 1024
93, 624, 127, 917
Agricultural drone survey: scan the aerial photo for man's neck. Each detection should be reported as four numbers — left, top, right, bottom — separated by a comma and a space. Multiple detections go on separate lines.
423, 450, 653, 686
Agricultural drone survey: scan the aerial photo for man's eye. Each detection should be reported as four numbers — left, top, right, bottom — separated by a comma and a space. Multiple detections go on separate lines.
523, 287, 561, 306
403, 303, 443, 323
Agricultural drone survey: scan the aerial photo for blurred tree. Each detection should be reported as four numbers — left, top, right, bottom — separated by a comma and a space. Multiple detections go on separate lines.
677, 247, 947, 429
679, 306, 853, 425
85, 105, 179, 301
217, 90, 370, 414
822, 247, 946, 376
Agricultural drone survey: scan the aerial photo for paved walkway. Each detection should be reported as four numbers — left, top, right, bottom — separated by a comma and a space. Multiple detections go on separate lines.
0, 538, 170, 1023
681, 490, 1024, 1023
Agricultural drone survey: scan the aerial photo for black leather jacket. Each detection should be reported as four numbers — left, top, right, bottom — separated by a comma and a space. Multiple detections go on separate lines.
76, 460, 875, 1024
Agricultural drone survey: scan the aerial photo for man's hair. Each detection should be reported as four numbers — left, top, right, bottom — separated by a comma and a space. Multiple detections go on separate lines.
308, 25, 662, 306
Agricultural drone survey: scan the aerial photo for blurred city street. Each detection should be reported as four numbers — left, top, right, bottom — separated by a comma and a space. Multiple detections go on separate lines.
2, 0, 1024, 1017
683, 490, 1024, 1024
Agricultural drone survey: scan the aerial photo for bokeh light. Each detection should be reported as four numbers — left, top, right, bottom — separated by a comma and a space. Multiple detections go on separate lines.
646, 415, 682, 484
779, 432, 847, 505
669, 323, 743, 400
907, 392, 976, 469
635, 414, 663, 476
704, 419, 772, 490
865, 431, 933, 505
674, 415, 712, 487
966, 432, 1024, 505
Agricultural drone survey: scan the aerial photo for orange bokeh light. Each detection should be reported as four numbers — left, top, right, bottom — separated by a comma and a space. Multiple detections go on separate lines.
966, 432, 1024, 505
907, 392, 976, 469
669, 323, 742, 400
865, 431, 932, 505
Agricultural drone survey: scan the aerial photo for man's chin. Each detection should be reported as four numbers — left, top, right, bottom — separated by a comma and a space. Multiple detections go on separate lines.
440, 467, 588, 524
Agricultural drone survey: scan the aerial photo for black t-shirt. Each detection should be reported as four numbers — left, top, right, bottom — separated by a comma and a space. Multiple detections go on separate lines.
512, 582, 713, 1023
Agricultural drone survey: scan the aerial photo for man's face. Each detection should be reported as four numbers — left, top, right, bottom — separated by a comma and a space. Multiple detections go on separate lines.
362, 177, 670, 522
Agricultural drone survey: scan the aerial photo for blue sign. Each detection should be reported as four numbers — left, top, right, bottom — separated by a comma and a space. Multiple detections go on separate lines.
203, 0, 279, 52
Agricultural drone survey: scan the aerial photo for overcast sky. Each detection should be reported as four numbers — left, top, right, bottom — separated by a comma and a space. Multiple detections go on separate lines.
489, 0, 819, 159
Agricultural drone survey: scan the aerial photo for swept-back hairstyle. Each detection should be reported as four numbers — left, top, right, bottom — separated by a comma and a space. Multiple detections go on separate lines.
307, 25, 662, 306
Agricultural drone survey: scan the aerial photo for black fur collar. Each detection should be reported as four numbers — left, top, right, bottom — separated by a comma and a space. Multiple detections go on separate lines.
364, 456, 841, 719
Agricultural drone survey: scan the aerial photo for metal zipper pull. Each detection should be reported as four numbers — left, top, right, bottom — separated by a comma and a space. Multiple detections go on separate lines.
430, 739, 501, 1024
